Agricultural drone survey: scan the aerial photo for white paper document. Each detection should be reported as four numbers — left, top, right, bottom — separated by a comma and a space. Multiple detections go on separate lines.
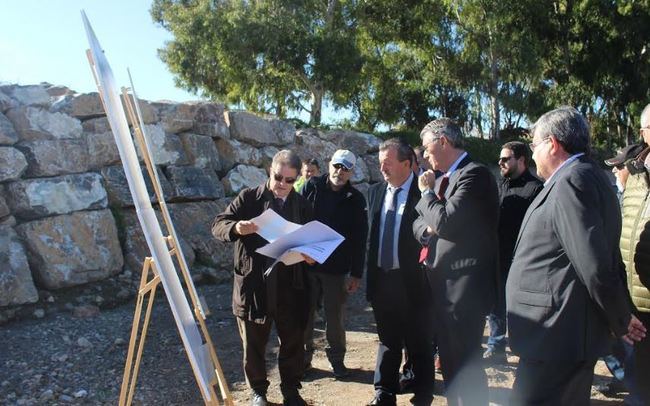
250, 208, 302, 242
252, 209, 345, 275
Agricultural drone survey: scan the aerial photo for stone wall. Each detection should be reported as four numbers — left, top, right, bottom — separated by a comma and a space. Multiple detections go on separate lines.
0, 83, 381, 321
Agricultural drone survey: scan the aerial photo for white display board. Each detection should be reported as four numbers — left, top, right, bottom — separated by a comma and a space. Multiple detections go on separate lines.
81, 11, 215, 401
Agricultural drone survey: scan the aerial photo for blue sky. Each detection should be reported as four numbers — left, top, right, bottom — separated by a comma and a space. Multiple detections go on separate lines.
0, 1, 197, 102
0, 1, 349, 125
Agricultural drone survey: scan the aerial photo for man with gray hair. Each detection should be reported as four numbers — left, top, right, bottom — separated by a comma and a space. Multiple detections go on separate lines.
212, 150, 313, 406
506, 107, 646, 405
414, 118, 499, 405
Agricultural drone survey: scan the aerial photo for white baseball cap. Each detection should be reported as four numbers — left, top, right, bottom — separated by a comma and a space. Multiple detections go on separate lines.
331, 149, 356, 170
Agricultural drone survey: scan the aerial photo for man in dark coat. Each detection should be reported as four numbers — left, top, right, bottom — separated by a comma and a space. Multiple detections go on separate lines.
414, 118, 499, 406
212, 150, 313, 406
301, 149, 368, 378
484, 141, 543, 363
366, 138, 434, 406
506, 106, 646, 405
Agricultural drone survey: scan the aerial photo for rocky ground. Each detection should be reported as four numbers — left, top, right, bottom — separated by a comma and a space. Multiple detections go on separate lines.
0, 281, 627, 405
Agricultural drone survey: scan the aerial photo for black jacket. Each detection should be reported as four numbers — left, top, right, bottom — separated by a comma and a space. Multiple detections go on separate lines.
301, 174, 368, 278
497, 169, 543, 274
366, 174, 426, 302
212, 183, 313, 323
413, 156, 500, 315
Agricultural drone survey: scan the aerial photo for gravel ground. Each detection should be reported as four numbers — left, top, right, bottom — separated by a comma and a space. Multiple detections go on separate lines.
0, 282, 626, 405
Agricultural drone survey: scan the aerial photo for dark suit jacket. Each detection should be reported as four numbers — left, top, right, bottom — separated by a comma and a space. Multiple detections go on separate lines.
506, 155, 632, 362
413, 155, 499, 316
366, 173, 424, 302
212, 184, 313, 323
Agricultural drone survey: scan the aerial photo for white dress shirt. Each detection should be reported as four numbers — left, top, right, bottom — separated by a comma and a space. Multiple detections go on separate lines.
378, 172, 414, 270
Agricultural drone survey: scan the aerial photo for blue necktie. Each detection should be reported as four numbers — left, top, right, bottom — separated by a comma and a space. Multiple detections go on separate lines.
381, 187, 402, 269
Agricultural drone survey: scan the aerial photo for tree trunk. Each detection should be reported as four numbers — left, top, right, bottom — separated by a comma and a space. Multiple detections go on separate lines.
310, 85, 323, 126
487, 24, 500, 140
488, 49, 500, 140
474, 88, 483, 138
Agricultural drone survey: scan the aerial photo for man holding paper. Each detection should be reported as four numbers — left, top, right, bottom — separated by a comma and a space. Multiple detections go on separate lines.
212, 150, 313, 406
301, 149, 368, 379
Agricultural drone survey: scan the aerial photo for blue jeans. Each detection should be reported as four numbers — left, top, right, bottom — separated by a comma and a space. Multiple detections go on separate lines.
621, 340, 644, 406
487, 309, 508, 351
602, 339, 644, 405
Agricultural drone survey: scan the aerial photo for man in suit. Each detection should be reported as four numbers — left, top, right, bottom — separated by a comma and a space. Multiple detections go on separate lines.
413, 118, 499, 406
366, 138, 434, 406
506, 106, 646, 405
212, 150, 313, 406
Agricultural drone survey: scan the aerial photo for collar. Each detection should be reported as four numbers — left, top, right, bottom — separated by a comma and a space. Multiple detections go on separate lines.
445, 151, 468, 177
504, 168, 533, 186
388, 171, 414, 193
544, 153, 584, 186
263, 180, 290, 202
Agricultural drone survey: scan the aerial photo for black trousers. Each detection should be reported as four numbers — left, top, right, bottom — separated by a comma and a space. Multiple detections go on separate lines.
434, 298, 487, 406
371, 269, 434, 398
236, 273, 305, 397
511, 358, 596, 406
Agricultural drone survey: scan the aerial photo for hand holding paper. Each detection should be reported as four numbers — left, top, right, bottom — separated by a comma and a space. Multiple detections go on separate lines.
250, 209, 345, 276
250, 208, 301, 242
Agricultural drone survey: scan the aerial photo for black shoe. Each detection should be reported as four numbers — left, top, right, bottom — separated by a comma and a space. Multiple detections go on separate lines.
283, 392, 307, 406
399, 376, 416, 394
251, 392, 268, 406
410, 394, 433, 406
483, 347, 507, 364
367, 392, 397, 406
332, 362, 349, 379
595, 380, 626, 397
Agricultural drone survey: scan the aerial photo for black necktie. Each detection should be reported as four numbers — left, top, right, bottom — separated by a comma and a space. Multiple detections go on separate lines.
273, 197, 285, 214
380, 187, 402, 269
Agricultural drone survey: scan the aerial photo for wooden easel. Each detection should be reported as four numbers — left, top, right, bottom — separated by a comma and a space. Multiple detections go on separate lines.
85, 48, 233, 406
116, 81, 234, 406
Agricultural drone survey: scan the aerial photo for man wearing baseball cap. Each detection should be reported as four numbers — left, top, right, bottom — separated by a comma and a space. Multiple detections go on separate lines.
605, 144, 644, 200
301, 149, 368, 379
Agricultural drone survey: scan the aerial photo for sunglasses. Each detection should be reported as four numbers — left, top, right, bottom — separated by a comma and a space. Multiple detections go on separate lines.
498, 156, 513, 163
273, 173, 297, 184
333, 163, 352, 172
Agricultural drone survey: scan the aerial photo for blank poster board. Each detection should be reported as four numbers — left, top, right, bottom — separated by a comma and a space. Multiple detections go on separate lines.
81, 11, 215, 401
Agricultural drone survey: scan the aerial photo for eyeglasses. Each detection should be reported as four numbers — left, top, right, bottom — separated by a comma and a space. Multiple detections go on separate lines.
498, 156, 514, 164
640, 127, 650, 134
273, 173, 297, 184
332, 163, 351, 172
529, 137, 551, 151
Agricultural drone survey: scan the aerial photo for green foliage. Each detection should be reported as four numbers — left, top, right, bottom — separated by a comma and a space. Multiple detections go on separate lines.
464, 137, 504, 166
151, 0, 365, 126
378, 129, 420, 146
152, 0, 650, 146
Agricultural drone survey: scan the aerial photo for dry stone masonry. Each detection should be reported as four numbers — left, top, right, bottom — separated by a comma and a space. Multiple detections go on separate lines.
0, 83, 381, 322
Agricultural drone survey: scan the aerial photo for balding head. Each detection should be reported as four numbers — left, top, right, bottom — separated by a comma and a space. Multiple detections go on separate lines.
641, 104, 650, 129
640, 104, 650, 145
